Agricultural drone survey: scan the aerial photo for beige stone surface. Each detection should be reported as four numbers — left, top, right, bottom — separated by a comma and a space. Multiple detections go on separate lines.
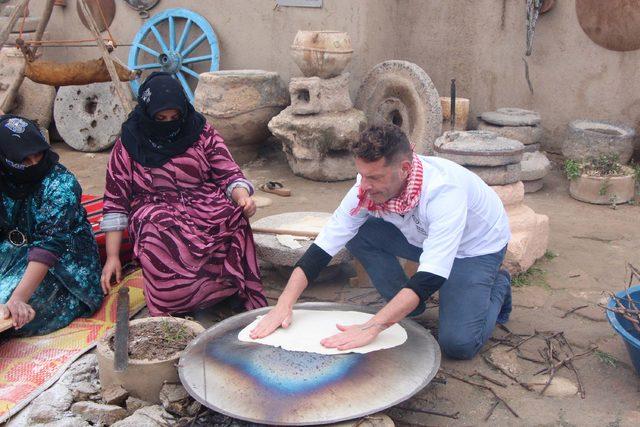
289, 73, 353, 115
491, 181, 525, 207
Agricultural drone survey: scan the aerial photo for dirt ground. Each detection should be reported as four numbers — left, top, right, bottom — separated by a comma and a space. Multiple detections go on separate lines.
55, 140, 640, 427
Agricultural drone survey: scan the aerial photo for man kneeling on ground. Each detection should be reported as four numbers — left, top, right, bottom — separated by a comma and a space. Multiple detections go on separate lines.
251, 124, 512, 360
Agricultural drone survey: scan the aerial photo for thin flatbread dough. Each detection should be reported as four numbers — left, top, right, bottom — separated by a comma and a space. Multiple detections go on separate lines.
238, 310, 408, 355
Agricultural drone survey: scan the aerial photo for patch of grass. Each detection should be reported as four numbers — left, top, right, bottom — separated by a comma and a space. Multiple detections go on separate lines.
544, 250, 557, 260
594, 349, 618, 367
564, 159, 582, 180
512, 266, 548, 289
161, 320, 191, 344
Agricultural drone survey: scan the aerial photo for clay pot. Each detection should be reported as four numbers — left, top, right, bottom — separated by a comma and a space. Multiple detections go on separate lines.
440, 96, 469, 131
97, 317, 205, 403
194, 70, 289, 164
569, 173, 636, 205
291, 31, 353, 79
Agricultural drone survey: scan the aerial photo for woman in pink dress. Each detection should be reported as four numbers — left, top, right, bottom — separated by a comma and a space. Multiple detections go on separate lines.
100, 72, 266, 315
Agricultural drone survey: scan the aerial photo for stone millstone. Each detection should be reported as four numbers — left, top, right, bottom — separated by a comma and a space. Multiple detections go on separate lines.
10, 78, 56, 129
480, 108, 541, 127
434, 130, 524, 166
268, 107, 366, 181
467, 163, 521, 185
562, 119, 635, 164
253, 212, 352, 268
355, 60, 442, 155
523, 179, 544, 193
477, 121, 542, 145
520, 151, 550, 181
54, 82, 128, 152
0, 16, 40, 33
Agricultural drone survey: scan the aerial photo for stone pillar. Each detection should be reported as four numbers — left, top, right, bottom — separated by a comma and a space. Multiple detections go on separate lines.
269, 32, 366, 182
434, 130, 550, 274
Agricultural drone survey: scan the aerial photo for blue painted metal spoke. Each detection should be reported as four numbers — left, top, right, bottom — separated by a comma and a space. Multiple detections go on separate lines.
168, 16, 175, 50
128, 8, 220, 103
181, 54, 212, 65
176, 19, 192, 52
132, 63, 162, 70
180, 66, 200, 79
135, 43, 160, 57
176, 71, 194, 101
181, 33, 206, 57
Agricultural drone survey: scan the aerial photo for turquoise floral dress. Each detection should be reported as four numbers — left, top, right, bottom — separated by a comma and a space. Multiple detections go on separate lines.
0, 164, 103, 336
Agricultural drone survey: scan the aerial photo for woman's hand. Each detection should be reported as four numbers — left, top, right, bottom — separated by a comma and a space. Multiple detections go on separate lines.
101, 256, 122, 295
232, 187, 257, 218
0, 298, 36, 329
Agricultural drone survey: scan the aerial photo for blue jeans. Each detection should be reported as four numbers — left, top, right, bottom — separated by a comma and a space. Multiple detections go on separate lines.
346, 218, 511, 360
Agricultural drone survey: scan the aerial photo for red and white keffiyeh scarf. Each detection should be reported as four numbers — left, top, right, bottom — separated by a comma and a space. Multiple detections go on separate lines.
350, 154, 424, 216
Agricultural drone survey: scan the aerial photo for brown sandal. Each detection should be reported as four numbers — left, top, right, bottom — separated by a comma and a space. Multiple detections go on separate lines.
259, 181, 291, 197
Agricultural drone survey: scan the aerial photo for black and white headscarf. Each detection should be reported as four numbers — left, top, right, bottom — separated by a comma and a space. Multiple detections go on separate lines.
0, 114, 58, 200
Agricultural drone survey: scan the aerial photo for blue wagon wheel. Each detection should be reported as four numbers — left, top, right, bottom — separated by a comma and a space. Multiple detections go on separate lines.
128, 8, 220, 103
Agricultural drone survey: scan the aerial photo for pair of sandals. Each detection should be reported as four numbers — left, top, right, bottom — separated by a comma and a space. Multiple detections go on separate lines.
258, 181, 291, 197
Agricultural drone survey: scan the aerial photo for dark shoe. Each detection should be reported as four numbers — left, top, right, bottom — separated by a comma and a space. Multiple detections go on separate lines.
497, 270, 512, 324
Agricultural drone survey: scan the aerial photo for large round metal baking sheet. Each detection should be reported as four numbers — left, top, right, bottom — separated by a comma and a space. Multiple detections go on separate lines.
179, 302, 440, 426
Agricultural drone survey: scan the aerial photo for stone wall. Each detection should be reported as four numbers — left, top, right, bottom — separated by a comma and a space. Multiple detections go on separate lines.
30, 0, 640, 154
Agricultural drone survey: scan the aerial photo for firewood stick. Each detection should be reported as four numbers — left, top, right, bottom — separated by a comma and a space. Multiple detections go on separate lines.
32, 0, 55, 57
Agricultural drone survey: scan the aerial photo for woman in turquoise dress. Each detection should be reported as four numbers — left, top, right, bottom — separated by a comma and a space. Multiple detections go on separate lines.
0, 115, 103, 336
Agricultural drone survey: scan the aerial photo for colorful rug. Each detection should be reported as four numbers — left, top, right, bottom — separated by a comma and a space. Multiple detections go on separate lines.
0, 270, 146, 423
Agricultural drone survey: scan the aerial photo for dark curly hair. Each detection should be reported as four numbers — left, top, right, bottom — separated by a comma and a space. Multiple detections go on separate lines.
350, 124, 412, 164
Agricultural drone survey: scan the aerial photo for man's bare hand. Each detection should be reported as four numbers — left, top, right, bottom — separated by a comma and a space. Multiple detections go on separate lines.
320, 322, 384, 351
249, 304, 293, 339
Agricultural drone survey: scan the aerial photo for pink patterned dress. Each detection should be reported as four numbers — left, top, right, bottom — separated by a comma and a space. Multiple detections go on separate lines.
103, 124, 266, 315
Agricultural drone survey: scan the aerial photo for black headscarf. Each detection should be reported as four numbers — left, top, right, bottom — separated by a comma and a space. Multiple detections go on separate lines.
120, 72, 206, 168
0, 114, 58, 200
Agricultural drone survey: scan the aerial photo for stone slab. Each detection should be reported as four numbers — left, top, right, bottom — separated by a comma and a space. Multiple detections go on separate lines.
70, 402, 128, 426
54, 82, 128, 152
253, 212, 352, 268
520, 151, 550, 181
523, 142, 541, 153
562, 119, 635, 164
467, 163, 521, 185
434, 130, 524, 166
477, 121, 542, 145
503, 209, 550, 274
289, 73, 352, 115
480, 107, 541, 126
523, 178, 544, 193
491, 181, 525, 207
355, 60, 442, 155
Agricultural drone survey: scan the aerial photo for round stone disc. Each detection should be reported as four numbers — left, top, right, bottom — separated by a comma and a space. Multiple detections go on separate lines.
467, 163, 521, 186
355, 60, 442, 155
54, 82, 128, 152
179, 302, 441, 426
477, 122, 542, 145
480, 108, 541, 127
252, 212, 352, 267
434, 130, 524, 166
520, 151, 551, 182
